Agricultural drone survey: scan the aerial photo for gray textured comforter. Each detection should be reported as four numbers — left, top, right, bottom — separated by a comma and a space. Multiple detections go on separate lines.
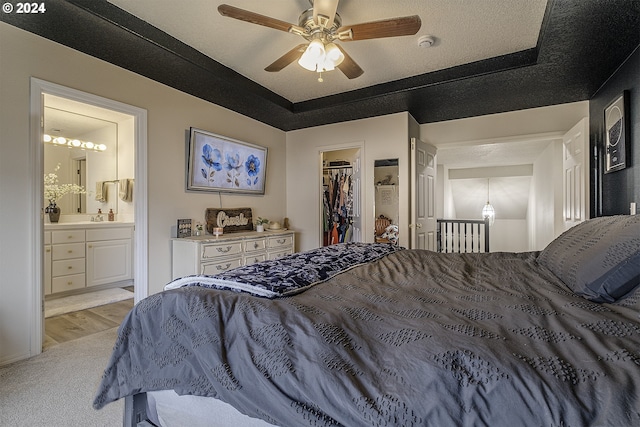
94, 249, 640, 426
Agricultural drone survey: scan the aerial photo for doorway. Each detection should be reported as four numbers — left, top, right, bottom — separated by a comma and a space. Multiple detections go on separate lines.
30, 78, 148, 356
320, 147, 362, 245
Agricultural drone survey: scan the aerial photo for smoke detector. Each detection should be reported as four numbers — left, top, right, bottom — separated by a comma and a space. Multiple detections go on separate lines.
418, 35, 436, 48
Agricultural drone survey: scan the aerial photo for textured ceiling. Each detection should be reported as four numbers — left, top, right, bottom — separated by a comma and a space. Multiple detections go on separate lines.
105, 0, 547, 103
2, 0, 638, 131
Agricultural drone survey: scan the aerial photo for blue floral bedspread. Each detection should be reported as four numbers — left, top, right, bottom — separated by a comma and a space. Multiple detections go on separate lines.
165, 242, 404, 298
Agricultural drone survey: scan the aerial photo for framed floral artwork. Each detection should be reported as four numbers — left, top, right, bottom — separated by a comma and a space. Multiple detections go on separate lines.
187, 128, 267, 194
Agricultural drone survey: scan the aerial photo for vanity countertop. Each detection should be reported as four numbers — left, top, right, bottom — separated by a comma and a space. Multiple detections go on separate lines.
45, 221, 134, 230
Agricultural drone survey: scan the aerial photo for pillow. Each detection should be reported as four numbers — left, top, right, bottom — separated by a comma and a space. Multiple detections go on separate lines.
537, 215, 640, 303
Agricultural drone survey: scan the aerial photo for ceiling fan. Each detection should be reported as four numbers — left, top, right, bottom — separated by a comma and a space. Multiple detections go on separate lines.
218, 0, 421, 81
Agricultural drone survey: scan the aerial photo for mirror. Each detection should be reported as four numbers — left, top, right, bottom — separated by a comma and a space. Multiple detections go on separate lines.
374, 159, 399, 245
44, 99, 118, 215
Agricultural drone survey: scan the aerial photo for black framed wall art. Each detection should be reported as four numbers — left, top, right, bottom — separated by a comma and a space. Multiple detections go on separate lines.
604, 91, 630, 173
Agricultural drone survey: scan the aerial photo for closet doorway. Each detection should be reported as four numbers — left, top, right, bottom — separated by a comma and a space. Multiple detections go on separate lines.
320, 148, 362, 246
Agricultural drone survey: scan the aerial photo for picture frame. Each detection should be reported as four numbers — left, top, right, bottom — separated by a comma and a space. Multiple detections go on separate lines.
187, 127, 267, 194
604, 91, 629, 173
176, 218, 192, 238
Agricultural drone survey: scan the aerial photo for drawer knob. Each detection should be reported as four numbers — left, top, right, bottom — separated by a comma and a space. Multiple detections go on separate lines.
68, 235, 73, 239
217, 246, 232, 253
67, 250, 73, 254
277, 239, 286, 244
67, 281, 73, 285
254, 242, 259, 249
218, 263, 231, 270
68, 266, 73, 269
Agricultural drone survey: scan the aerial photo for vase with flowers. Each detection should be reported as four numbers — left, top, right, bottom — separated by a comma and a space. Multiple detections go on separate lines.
44, 163, 86, 223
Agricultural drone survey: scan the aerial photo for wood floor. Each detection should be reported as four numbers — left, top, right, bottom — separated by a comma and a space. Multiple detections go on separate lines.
44, 298, 134, 350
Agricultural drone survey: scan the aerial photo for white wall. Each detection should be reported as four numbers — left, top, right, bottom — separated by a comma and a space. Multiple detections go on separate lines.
490, 219, 529, 252
528, 140, 563, 250
0, 23, 286, 365
286, 113, 411, 251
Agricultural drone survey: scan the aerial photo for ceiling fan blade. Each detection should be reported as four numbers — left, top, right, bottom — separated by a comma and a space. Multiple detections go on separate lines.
218, 4, 302, 33
265, 44, 307, 72
313, 0, 339, 28
336, 45, 363, 79
337, 15, 421, 41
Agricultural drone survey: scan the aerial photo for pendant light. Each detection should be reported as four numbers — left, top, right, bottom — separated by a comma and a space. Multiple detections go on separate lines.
482, 178, 495, 226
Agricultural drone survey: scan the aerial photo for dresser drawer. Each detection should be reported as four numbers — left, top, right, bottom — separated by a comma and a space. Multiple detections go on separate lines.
201, 241, 244, 259
268, 248, 294, 261
51, 243, 86, 260
267, 235, 294, 250
51, 273, 85, 293
52, 258, 86, 277
244, 238, 267, 253
244, 253, 267, 265
201, 257, 243, 274
51, 230, 85, 244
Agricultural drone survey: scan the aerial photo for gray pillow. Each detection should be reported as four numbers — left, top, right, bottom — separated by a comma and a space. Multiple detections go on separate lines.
537, 215, 640, 303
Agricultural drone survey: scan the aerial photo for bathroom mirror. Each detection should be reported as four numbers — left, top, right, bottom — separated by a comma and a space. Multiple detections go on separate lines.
374, 159, 399, 245
44, 103, 118, 215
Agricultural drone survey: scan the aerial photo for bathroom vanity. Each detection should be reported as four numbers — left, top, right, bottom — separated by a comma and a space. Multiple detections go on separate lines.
44, 222, 134, 295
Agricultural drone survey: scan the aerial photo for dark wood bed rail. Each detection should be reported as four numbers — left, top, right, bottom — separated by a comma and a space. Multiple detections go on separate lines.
437, 218, 490, 253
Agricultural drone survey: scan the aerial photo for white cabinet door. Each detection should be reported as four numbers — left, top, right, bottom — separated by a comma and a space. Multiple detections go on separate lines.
86, 239, 132, 287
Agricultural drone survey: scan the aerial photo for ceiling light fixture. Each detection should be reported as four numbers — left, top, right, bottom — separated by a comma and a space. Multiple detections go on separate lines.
297, 38, 344, 81
44, 134, 106, 152
482, 178, 495, 226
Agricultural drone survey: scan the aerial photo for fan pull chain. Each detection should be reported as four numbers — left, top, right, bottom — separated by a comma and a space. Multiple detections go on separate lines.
318, 72, 324, 82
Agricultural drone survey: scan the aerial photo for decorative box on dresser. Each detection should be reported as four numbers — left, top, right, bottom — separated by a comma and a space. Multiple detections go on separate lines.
171, 230, 295, 279
44, 222, 134, 295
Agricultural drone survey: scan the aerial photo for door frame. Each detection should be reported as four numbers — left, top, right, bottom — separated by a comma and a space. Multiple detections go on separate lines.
29, 78, 148, 355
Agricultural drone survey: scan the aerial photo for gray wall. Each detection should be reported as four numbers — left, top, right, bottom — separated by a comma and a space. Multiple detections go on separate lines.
590, 46, 640, 216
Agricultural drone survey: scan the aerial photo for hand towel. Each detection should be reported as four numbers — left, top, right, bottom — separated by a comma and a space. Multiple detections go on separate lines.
119, 179, 134, 202
95, 181, 106, 202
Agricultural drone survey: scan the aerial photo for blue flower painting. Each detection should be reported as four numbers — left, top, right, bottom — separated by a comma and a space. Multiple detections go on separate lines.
245, 154, 261, 186
200, 144, 222, 182
188, 128, 267, 194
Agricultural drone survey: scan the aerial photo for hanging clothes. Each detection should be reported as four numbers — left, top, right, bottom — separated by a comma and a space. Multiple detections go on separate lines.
322, 167, 353, 246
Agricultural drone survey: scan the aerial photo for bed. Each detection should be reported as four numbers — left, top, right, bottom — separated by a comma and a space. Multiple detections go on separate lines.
94, 215, 640, 427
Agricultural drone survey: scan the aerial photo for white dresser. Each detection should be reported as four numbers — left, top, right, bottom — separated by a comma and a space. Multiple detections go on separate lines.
44, 222, 134, 295
171, 230, 295, 279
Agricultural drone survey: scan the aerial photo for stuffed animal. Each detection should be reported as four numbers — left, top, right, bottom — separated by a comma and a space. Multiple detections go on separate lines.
380, 224, 399, 245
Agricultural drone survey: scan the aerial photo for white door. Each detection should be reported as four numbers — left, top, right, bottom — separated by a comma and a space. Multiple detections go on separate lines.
563, 117, 589, 231
410, 138, 437, 250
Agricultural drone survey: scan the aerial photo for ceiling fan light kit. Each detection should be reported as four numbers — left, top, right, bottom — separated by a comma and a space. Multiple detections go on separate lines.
218, 1, 421, 81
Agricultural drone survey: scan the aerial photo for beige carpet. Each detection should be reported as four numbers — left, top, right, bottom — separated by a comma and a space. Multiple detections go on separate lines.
45, 287, 134, 318
0, 327, 123, 426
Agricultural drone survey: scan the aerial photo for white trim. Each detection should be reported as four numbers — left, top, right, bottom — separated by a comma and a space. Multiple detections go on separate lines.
317, 142, 365, 246
29, 78, 148, 356
432, 131, 565, 149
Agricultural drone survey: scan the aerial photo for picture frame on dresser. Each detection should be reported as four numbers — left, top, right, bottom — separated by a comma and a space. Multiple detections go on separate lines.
604, 90, 629, 173
187, 127, 267, 194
